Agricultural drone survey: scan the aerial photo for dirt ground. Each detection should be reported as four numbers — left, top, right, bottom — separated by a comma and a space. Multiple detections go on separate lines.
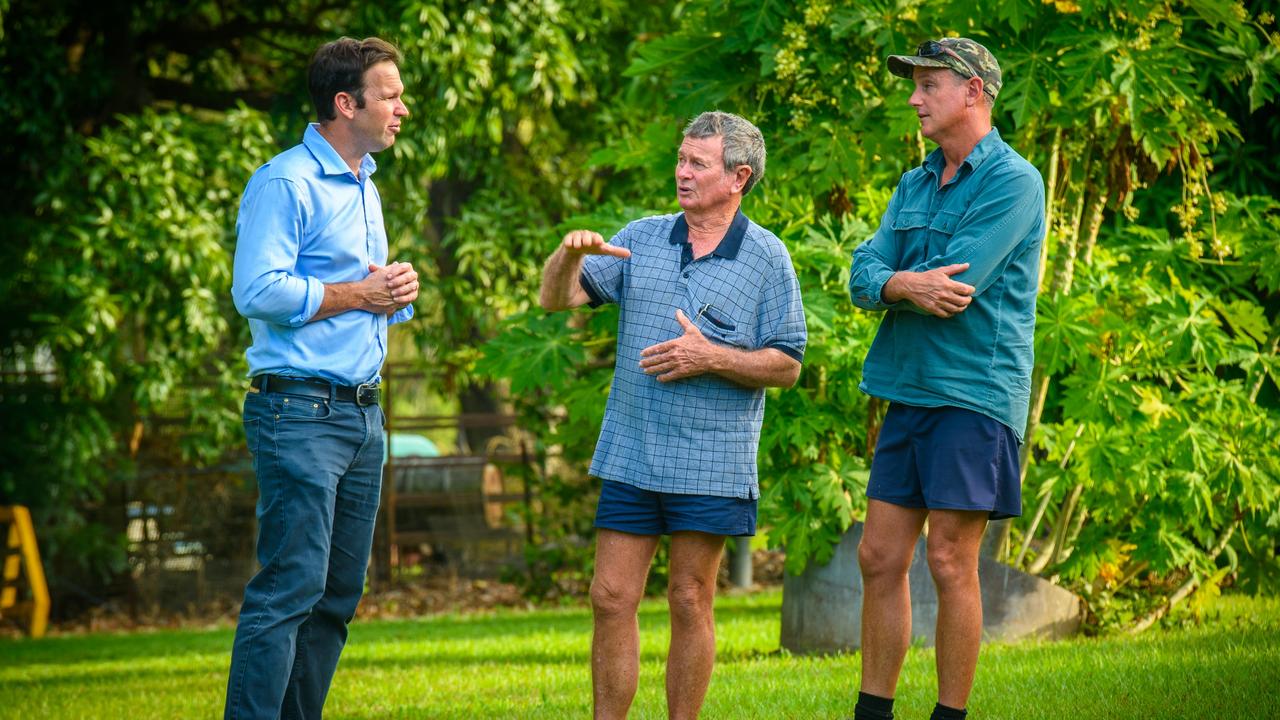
0, 550, 786, 638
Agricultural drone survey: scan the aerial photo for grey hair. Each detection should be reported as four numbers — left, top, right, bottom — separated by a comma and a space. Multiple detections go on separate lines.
981, 89, 996, 111
683, 111, 766, 195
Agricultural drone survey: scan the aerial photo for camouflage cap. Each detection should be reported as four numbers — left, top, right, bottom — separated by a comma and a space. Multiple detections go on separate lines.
886, 37, 1002, 100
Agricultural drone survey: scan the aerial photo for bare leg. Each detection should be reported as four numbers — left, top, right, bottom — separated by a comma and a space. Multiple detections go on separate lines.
926, 509, 988, 710
591, 529, 660, 720
665, 531, 725, 720
858, 499, 928, 699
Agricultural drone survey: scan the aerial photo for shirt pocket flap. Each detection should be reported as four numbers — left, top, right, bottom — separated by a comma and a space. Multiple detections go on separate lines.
699, 305, 737, 332
929, 210, 962, 236
693, 304, 751, 348
893, 211, 929, 231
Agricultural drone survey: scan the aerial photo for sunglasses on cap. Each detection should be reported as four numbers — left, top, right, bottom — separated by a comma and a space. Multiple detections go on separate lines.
916, 41, 996, 99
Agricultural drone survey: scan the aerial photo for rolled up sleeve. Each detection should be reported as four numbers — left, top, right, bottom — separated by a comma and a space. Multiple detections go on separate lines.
232, 177, 323, 327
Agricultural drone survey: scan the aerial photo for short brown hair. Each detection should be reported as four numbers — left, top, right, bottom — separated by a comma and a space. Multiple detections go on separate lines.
308, 37, 402, 122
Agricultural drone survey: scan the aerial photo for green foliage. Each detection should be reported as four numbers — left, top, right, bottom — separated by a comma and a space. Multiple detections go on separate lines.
3, 0, 1278, 626
755, 212, 882, 574
477, 0, 1280, 625
0, 104, 278, 602
371, 0, 675, 399
0, 0, 350, 609
1029, 193, 1280, 608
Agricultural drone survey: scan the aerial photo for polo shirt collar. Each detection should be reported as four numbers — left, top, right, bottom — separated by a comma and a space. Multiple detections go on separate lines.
304, 123, 377, 179
923, 126, 1002, 179
668, 209, 749, 260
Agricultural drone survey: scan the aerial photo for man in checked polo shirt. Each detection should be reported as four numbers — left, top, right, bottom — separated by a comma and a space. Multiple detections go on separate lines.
848, 39, 1044, 720
539, 111, 806, 719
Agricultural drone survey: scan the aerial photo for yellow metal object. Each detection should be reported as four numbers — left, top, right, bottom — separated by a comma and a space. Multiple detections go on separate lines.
0, 505, 50, 637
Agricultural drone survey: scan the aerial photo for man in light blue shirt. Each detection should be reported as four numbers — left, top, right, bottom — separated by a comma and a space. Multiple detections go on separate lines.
848, 39, 1044, 720
225, 37, 416, 720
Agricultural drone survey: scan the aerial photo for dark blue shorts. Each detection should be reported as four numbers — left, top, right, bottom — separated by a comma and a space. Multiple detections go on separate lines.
867, 403, 1022, 519
594, 479, 757, 537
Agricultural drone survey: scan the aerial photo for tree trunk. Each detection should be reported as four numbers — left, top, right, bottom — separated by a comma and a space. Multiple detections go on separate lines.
1036, 129, 1063, 289
865, 396, 883, 462
1014, 423, 1085, 567
1130, 521, 1237, 633
989, 131, 1063, 561
1078, 189, 1107, 267
1029, 481, 1083, 574
1248, 329, 1280, 403
457, 381, 509, 455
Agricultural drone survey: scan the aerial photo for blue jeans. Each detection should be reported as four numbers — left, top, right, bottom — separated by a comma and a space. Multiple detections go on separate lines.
224, 389, 384, 720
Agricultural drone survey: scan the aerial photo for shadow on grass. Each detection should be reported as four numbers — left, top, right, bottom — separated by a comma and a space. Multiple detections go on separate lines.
0, 593, 925, 688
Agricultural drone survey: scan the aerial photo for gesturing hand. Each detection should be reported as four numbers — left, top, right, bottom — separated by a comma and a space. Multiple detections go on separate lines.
639, 309, 723, 382
561, 230, 631, 259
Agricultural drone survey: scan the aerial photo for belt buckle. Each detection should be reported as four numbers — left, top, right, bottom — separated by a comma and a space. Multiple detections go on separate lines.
356, 382, 380, 406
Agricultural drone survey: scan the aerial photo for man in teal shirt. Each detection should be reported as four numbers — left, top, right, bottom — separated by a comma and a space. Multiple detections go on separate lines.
848, 38, 1044, 720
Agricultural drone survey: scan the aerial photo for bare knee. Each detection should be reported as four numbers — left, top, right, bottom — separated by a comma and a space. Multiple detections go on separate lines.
858, 538, 913, 583
926, 540, 978, 592
591, 576, 642, 621
667, 577, 714, 624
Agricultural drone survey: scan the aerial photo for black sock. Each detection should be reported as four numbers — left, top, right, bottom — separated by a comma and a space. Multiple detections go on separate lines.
930, 702, 967, 719
854, 691, 894, 720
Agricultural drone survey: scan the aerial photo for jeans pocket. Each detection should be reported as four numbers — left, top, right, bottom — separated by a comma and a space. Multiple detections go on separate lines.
274, 394, 334, 420
243, 418, 261, 457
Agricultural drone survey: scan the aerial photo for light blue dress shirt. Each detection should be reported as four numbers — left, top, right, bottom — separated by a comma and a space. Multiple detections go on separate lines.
232, 124, 413, 386
849, 128, 1044, 440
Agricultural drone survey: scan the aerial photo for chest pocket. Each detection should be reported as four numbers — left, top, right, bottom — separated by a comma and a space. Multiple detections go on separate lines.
927, 210, 962, 258
892, 211, 930, 267
894, 209, 963, 262
685, 288, 753, 349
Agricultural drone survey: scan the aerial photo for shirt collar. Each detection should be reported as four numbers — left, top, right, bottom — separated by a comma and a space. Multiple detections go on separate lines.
304, 123, 377, 179
667, 209, 749, 260
923, 126, 1002, 178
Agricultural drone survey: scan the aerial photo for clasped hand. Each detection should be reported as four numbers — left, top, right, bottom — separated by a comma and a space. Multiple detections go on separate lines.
363, 261, 418, 313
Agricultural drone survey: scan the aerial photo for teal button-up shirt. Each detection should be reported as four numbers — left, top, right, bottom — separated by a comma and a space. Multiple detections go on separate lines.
849, 128, 1044, 440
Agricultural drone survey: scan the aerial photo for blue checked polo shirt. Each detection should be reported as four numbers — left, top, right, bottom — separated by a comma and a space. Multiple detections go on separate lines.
580, 210, 807, 500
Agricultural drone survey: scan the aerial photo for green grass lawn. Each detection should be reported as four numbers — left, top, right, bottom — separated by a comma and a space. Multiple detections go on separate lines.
1, 589, 1277, 719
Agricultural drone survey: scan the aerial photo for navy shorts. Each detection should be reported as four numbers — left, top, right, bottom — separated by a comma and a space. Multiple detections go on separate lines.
594, 479, 757, 537
867, 403, 1022, 519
